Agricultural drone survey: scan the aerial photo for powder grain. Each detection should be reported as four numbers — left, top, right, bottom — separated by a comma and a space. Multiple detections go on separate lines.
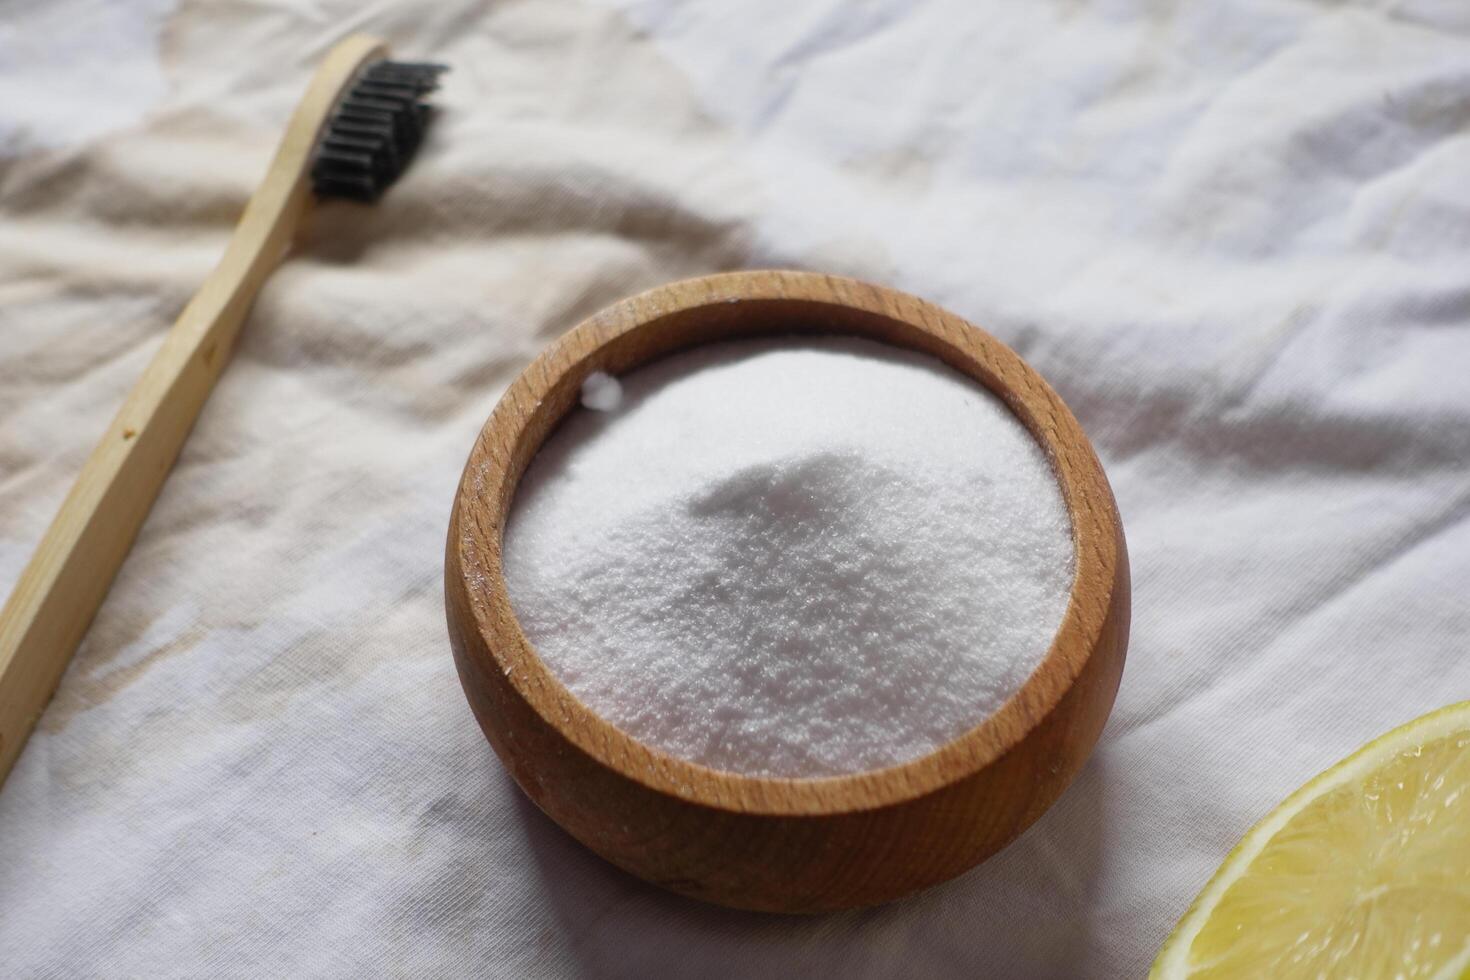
503, 337, 1074, 778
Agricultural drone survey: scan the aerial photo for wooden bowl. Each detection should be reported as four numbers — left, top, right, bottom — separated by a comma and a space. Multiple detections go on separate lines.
445, 270, 1129, 914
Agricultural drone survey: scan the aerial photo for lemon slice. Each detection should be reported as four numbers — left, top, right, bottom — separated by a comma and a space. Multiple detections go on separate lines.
1152, 701, 1470, 980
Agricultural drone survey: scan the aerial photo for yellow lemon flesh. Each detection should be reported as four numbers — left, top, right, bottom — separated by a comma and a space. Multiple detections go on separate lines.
1152, 701, 1470, 980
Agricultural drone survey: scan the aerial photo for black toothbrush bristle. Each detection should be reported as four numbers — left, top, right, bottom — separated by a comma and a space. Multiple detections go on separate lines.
311, 60, 447, 202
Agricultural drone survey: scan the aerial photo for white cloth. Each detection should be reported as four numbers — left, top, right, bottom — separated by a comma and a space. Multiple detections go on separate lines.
3, 1, 1469, 976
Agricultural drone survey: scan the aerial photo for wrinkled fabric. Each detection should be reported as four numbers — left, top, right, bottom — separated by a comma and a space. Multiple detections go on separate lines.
2, 1, 1469, 977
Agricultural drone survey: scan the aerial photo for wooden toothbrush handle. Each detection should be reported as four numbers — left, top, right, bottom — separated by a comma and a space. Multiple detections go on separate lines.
0, 35, 387, 787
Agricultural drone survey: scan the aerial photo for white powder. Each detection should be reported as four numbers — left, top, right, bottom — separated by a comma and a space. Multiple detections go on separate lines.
579, 371, 623, 412
503, 337, 1075, 778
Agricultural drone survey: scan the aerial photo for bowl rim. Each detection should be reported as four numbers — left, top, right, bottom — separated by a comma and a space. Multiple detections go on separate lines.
448, 270, 1125, 817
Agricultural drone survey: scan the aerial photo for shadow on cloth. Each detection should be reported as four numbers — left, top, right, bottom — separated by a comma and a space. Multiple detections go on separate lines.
508, 745, 1115, 979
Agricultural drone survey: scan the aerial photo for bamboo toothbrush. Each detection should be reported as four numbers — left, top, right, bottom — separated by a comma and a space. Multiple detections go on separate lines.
0, 35, 446, 786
